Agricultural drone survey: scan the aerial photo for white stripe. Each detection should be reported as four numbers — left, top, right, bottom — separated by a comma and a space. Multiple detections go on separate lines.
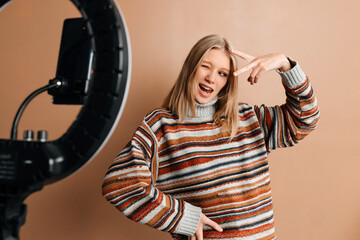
203, 191, 271, 212
158, 200, 179, 231
219, 208, 273, 229
301, 98, 317, 112
141, 195, 168, 224
105, 165, 150, 179
104, 182, 144, 199
159, 146, 267, 179
159, 133, 265, 162
173, 171, 270, 199
123, 187, 157, 216
209, 227, 275, 240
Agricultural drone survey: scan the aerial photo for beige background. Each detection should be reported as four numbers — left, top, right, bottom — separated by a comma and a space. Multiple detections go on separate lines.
0, 0, 359, 239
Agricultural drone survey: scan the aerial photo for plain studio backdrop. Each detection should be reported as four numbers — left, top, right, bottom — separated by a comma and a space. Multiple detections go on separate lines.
0, 0, 359, 239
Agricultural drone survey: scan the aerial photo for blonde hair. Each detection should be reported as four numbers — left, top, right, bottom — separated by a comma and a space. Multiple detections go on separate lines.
162, 34, 239, 139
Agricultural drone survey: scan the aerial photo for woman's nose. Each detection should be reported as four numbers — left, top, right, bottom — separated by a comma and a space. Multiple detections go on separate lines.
206, 71, 216, 84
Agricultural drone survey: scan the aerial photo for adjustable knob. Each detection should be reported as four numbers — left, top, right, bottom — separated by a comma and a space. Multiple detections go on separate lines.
37, 130, 48, 142
23, 130, 34, 141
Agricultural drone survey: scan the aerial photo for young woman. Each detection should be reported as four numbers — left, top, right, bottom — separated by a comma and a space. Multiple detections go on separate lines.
102, 34, 319, 240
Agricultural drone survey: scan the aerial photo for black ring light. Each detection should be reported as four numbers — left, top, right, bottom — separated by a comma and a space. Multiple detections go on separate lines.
0, 0, 131, 239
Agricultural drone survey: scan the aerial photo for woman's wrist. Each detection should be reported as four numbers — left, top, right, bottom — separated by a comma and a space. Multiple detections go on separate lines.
278, 55, 292, 72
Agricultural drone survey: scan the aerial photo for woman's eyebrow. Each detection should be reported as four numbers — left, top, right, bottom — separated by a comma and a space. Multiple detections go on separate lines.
221, 67, 230, 72
202, 60, 229, 72
201, 60, 212, 65
218, 66, 230, 73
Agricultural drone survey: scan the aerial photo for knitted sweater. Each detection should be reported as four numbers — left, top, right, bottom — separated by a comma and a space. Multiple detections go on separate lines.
102, 62, 319, 240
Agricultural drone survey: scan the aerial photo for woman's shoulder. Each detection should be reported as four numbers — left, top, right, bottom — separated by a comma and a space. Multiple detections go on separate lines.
144, 107, 178, 126
237, 102, 254, 113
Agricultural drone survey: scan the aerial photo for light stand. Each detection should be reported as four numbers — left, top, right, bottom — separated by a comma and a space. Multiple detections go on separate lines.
0, 0, 131, 239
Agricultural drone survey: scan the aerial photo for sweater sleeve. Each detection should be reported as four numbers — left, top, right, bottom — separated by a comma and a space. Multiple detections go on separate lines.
102, 120, 202, 236
254, 59, 320, 152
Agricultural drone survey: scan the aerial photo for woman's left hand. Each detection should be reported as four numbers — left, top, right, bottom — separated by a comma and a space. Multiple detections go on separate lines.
231, 50, 291, 85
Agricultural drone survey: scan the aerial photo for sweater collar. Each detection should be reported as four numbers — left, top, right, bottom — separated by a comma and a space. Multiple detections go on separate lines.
192, 97, 218, 118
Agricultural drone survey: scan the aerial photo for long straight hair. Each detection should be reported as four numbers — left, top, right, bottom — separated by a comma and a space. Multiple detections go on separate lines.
162, 34, 239, 139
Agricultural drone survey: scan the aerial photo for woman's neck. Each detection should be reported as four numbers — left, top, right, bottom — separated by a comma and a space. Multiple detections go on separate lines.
191, 97, 217, 118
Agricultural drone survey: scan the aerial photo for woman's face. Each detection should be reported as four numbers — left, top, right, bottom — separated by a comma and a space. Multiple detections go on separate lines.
194, 48, 230, 104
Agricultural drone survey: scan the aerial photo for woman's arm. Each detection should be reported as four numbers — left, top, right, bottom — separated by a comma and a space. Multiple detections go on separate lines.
232, 50, 319, 151
102, 121, 202, 236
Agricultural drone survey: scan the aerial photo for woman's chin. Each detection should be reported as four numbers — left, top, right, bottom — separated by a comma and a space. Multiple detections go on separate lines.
195, 96, 213, 104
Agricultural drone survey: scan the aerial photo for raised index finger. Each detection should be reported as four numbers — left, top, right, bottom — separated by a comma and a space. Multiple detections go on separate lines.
231, 49, 255, 62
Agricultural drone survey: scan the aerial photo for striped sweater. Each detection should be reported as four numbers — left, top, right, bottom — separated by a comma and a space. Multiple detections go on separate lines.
102, 61, 319, 240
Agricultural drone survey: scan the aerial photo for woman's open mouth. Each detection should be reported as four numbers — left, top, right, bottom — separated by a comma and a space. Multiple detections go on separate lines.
199, 84, 213, 94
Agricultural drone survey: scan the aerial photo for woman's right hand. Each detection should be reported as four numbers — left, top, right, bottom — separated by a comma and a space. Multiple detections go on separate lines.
190, 213, 223, 240
231, 49, 291, 85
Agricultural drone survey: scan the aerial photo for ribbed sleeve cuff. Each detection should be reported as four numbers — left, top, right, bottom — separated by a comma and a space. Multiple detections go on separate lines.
175, 202, 202, 236
276, 58, 307, 89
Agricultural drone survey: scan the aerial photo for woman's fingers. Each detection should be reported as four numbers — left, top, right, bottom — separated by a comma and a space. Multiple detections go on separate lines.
248, 63, 265, 85
253, 67, 266, 83
233, 60, 259, 77
196, 228, 203, 240
231, 49, 255, 62
231, 49, 261, 77
191, 213, 223, 240
203, 216, 223, 233
232, 52, 290, 84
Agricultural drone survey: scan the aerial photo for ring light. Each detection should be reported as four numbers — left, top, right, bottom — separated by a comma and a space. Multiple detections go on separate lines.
0, 0, 131, 239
